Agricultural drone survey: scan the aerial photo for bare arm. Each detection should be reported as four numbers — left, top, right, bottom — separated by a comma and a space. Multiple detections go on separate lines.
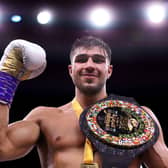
0, 104, 40, 161
141, 106, 168, 168
0, 39, 46, 161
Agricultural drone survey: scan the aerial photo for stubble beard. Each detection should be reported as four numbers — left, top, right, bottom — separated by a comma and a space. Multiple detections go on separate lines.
74, 77, 105, 96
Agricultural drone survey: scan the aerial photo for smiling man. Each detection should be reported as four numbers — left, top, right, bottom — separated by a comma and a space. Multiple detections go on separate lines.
0, 36, 167, 168
69, 39, 112, 99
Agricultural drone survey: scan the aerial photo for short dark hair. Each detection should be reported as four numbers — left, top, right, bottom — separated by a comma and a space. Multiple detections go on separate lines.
70, 36, 111, 63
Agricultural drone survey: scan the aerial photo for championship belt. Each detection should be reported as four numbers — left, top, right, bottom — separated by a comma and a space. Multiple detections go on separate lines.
79, 94, 159, 168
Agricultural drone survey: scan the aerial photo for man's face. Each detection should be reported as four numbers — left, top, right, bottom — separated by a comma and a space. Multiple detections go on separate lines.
68, 47, 113, 95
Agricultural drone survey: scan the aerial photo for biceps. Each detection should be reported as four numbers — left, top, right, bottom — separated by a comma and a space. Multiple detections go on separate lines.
0, 120, 40, 160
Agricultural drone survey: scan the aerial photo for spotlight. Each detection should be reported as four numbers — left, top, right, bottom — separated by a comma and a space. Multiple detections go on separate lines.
11, 15, 22, 23
88, 6, 113, 28
37, 10, 53, 24
145, 2, 166, 24
0, 7, 4, 24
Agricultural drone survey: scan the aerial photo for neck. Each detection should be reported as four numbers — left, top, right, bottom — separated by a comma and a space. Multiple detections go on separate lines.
75, 88, 107, 109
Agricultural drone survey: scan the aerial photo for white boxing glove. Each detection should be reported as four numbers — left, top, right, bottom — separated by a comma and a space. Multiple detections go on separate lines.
0, 39, 46, 80
0, 39, 47, 104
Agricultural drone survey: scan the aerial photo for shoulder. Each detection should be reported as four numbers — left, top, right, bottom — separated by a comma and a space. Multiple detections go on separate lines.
24, 101, 73, 121
23, 106, 59, 121
141, 105, 167, 147
57, 102, 73, 112
140, 106, 168, 166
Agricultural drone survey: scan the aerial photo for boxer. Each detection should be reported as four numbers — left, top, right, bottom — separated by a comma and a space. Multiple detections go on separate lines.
0, 36, 167, 168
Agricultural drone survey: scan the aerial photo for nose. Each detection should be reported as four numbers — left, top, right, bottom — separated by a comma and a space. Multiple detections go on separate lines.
84, 57, 95, 72
85, 57, 95, 66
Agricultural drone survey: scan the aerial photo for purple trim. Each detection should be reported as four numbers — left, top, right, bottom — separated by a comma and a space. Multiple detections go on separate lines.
0, 71, 20, 104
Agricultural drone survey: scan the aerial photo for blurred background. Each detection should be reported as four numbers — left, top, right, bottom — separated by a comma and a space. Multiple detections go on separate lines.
0, 0, 168, 167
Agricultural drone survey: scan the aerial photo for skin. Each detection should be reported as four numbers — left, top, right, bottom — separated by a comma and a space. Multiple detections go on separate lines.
0, 46, 168, 168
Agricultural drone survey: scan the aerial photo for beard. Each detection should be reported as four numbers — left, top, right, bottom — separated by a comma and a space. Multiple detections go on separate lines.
73, 77, 106, 96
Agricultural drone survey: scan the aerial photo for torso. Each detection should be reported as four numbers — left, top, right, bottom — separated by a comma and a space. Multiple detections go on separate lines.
27, 102, 142, 168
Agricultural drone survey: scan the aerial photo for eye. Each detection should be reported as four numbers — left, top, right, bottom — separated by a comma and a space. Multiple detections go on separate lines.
92, 55, 106, 63
74, 54, 88, 63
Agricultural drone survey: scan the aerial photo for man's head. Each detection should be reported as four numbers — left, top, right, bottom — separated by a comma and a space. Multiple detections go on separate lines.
70, 36, 112, 64
69, 36, 113, 96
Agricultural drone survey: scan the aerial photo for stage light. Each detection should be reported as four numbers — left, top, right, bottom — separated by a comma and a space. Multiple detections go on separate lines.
0, 7, 3, 24
145, 3, 166, 24
88, 6, 113, 28
37, 10, 53, 24
11, 15, 22, 23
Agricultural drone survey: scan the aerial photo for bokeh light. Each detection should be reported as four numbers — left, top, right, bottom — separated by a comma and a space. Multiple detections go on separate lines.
37, 10, 53, 24
145, 3, 167, 24
88, 6, 113, 28
11, 15, 22, 23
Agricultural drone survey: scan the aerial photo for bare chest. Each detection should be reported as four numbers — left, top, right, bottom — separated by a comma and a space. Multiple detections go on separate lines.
35, 108, 142, 168
39, 111, 85, 150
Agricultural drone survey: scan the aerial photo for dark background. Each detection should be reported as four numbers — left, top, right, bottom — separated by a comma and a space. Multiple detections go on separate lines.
0, 0, 168, 167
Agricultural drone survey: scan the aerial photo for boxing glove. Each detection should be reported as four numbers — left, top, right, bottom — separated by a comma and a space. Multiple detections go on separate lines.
0, 39, 47, 104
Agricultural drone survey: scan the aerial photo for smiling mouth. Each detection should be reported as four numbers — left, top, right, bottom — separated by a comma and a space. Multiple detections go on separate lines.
81, 73, 98, 77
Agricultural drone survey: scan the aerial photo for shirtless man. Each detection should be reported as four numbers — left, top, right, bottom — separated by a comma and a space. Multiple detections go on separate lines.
0, 36, 167, 168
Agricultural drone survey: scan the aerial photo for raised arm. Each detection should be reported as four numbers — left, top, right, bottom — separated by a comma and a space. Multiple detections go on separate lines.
0, 40, 46, 161
141, 106, 168, 167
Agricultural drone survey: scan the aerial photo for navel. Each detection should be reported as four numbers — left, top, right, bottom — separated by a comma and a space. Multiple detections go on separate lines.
55, 136, 61, 141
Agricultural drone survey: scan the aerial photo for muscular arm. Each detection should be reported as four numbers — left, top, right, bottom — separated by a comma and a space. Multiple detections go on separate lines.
0, 39, 46, 161
141, 106, 168, 168
0, 104, 40, 161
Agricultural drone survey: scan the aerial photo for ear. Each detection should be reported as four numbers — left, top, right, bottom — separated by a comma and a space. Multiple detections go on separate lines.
68, 64, 72, 77
107, 64, 113, 79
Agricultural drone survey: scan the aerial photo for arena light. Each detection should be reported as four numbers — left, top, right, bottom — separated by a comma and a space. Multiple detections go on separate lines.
11, 15, 22, 23
0, 7, 4, 25
145, 3, 166, 24
88, 6, 113, 28
37, 10, 53, 24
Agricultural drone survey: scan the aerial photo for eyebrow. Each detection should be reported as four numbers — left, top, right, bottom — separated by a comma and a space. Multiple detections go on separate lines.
75, 54, 106, 58
74, 54, 108, 64
71, 53, 109, 64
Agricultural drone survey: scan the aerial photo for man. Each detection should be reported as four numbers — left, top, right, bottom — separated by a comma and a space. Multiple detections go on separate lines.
0, 36, 167, 168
